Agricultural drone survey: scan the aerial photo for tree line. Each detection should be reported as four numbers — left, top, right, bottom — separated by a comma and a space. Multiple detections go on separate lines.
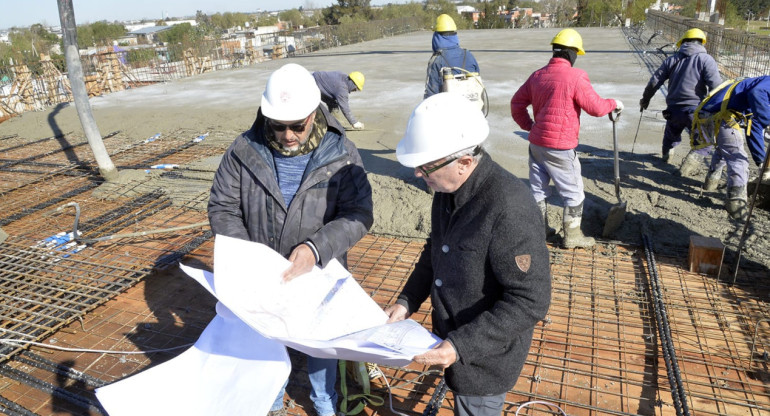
2, 0, 768, 75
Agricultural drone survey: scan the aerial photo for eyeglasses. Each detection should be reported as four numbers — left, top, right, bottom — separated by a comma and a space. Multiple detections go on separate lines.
268, 119, 308, 133
417, 157, 457, 177
417, 147, 480, 177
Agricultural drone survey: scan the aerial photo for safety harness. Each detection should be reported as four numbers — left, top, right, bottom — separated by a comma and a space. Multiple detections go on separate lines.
691, 78, 753, 149
338, 361, 383, 415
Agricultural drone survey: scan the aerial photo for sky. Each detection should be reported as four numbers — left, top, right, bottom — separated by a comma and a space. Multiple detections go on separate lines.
1, 0, 413, 30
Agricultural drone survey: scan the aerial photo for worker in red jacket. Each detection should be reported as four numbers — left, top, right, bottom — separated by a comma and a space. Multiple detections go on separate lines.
511, 28, 623, 249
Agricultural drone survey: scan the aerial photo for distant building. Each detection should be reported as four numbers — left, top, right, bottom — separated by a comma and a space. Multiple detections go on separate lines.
128, 26, 173, 44
458, 6, 481, 24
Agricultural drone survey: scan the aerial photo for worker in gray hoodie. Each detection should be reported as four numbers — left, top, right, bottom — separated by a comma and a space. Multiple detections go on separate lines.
640, 28, 722, 176
312, 70, 365, 130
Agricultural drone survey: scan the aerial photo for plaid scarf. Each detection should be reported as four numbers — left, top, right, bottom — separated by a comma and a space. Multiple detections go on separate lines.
265, 110, 327, 157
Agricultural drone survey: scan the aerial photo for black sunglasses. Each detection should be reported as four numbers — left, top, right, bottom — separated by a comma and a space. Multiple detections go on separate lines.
268, 119, 308, 133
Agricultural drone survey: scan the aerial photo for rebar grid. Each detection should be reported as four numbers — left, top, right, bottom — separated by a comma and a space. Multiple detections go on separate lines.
0, 176, 98, 227
651, 254, 770, 416
348, 239, 770, 416
0, 132, 122, 171
108, 129, 230, 170
0, 242, 151, 362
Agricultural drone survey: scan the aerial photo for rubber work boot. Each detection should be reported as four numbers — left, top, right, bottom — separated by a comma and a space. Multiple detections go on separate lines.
536, 199, 556, 238
563, 203, 595, 249
678, 151, 703, 177
725, 185, 748, 221
703, 168, 723, 191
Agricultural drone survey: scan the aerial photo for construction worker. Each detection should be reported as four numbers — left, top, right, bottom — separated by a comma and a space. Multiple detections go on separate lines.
511, 28, 623, 248
312, 70, 366, 129
694, 76, 770, 220
424, 14, 480, 99
208, 63, 374, 416
639, 28, 722, 175
386, 92, 551, 416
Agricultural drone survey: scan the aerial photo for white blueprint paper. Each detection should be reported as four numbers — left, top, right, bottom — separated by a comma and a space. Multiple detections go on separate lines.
95, 304, 290, 416
96, 235, 440, 414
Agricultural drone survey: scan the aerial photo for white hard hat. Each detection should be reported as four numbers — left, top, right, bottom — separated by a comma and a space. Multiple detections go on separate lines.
261, 63, 321, 121
397, 92, 489, 167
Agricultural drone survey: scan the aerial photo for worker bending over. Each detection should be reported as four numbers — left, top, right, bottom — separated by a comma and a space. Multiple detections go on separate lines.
694, 75, 770, 220
313, 70, 366, 130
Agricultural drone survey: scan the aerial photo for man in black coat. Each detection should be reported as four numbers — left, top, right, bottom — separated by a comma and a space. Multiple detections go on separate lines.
385, 92, 551, 416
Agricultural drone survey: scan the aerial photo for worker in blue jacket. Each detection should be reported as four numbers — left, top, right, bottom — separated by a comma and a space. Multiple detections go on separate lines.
695, 75, 770, 219
312, 71, 365, 130
640, 28, 721, 175
424, 14, 480, 99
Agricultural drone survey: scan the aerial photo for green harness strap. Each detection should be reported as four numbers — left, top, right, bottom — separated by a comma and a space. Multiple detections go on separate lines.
338, 361, 384, 415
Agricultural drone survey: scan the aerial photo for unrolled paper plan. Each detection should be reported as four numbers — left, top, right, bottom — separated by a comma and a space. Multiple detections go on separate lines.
96, 234, 440, 415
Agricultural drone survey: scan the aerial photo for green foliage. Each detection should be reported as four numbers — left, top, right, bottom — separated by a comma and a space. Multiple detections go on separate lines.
195, 11, 253, 37
723, 1, 746, 27
575, 0, 621, 26
256, 14, 279, 27
157, 23, 200, 46
75, 22, 126, 47
323, 0, 374, 25
6, 25, 60, 64
90, 22, 127, 45
626, 0, 656, 23
125, 47, 156, 67
210, 12, 252, 31
278, 8, 324, 30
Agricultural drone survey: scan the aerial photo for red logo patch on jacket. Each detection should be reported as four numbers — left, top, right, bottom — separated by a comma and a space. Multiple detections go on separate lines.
515, 254, 531, 273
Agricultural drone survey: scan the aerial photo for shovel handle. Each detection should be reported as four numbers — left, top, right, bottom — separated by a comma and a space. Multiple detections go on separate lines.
611, 116, 621, 202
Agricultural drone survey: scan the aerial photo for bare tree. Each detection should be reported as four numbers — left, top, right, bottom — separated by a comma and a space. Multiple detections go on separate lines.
57, 0, 118, 182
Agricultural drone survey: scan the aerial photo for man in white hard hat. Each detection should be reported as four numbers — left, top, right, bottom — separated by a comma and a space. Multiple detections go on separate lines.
385, 92, 551, 416
511, 28, 623, 249
208, 63, 373, 416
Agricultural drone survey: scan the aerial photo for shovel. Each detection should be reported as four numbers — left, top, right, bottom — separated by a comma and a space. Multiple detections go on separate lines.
603, 111, 627, 237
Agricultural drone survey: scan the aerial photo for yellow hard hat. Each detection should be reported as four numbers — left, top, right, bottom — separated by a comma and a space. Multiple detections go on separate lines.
435, 14, 457, 32
348, 71, 365, 91
551, 28, 585, 55
677, 28, 707, 48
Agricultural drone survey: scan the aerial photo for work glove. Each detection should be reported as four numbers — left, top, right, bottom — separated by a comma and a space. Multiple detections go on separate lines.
611, 100, 624, 118
639, 97, 650, 112
353, 121, 365, 130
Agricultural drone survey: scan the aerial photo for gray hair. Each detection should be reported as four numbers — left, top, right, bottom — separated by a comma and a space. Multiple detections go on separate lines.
447, 144, 484, 163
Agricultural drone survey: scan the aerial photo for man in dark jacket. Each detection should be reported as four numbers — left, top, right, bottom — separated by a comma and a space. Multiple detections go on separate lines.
424, 14, 480, 99
208, 63, 373, 416
640, 28, 722, 174
385, 92, 551, 416
312, 70, 365, 129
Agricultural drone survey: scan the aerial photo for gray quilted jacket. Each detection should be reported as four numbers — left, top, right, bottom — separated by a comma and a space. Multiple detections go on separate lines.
207, 106, 373, 267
